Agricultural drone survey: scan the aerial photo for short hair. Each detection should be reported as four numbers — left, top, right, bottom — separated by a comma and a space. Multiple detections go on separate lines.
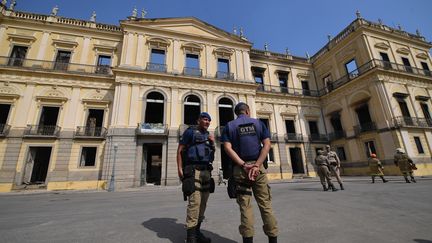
317, 150, 324, 155
234, 102, 249, 115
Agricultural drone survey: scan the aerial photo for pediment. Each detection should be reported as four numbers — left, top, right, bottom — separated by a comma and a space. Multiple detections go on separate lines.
396, 47, 410, 55
123, 18, 250, 44
416, 52, 429, 60
374, 42, 390, 50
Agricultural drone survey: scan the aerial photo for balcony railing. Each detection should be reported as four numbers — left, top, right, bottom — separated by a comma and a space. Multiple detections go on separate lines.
146, 62, 167, 73
74, 126, 107, 138
216, 71, 234, 80
0, 56, 113, 75
353, 122, 377, 135
284, 133, 304, 142
183, 67, 202, 77
0, 124, 11, 137
309, 134, 329, 143
136, 123, 168, 135
257, 84, 320, 97
393, 116, 432, 128
319, 59, 432, 96
328, 130, 346, 141
24, 125, 60, 137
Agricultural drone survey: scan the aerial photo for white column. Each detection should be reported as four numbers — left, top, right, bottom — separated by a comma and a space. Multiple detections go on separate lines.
36, 31, 50, 60
0, 25, 7, 53
172, 39, 180, 73
79, 36, 91, 64
113, 82, 130, 126
63, 86, 81, 128
242, 51, 252, 81
16, 83, 36, 127
125, 32, 134, 66
135, 34, 145, 68
170, 88, 179, 128
235, 50, 243, 81
128, 84, 140, 126
205, 46, 212, 78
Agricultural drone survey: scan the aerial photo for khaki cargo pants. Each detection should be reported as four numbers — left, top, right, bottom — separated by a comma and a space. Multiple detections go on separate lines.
233, 162, 278, 238
318, 165, 334, 187
186, 169, 211, 229
329, 164, 343, 184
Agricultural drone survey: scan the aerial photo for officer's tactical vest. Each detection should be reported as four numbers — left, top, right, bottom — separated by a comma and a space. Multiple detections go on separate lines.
184, 128, 214, 165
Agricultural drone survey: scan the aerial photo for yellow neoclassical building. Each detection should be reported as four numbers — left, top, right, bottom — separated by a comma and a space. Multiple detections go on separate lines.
0, 3, 431, 192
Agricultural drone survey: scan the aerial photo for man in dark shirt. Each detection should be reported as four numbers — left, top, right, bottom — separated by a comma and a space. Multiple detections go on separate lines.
222, 102, 278, 243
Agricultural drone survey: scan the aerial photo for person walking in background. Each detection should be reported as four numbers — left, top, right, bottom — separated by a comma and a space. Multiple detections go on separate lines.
325, 145, 344, 190
394, 148, 417, 183
368, 153, 388, 183
315, 150, 338, 192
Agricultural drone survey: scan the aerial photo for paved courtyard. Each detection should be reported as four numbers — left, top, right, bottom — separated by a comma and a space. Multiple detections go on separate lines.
1, 177, 432, 243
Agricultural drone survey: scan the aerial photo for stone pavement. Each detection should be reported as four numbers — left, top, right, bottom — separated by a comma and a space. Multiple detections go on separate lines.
0, 176, 431, 243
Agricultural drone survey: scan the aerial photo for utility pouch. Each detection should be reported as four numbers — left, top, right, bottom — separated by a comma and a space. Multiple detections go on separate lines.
182, 166, 195, 197
227, 177, 237, 199
263, 157, 268, 169
209, 178, 215, 193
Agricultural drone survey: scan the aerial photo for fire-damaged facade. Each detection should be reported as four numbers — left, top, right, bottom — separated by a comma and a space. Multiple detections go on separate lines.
0, 3, 431, 192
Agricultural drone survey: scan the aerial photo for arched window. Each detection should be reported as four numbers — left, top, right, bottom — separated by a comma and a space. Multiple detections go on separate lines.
144, 91, 164, 124
184, 95, 201, 125
218, 98, 234, 126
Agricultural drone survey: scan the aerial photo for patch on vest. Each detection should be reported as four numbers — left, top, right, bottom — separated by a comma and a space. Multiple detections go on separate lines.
237, 123, 257, 136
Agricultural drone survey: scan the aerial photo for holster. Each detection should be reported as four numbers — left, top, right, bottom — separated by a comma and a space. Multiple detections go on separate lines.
209, 178, 215, 193
182, 165, 195, 200
227, 177, 237, 199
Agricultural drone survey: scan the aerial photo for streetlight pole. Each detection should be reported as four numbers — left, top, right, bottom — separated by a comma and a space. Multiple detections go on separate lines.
108, 143, 118, 192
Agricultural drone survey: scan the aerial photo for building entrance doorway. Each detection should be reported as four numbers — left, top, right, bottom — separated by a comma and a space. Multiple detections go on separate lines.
141, 144, 162, 185
23, 147, 52, 184
289, 147, 304, 174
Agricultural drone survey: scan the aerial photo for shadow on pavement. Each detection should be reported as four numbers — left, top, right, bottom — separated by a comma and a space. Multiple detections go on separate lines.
142, 217, 236, 243
289, 188, 323, 192
414, 239, 432, 243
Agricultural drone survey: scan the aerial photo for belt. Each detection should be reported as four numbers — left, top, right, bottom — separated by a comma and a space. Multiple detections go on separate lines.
186, 164, 213, 171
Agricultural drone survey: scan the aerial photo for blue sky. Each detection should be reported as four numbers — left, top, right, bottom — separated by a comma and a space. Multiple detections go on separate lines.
12, 0, 432, 57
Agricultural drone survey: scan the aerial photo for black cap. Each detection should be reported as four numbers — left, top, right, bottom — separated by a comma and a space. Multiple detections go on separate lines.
234, 102, 248, 115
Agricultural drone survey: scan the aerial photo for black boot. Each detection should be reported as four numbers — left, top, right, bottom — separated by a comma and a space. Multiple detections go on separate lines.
380, 176, 388, 183
372, 176, 375, 183
187, 227, 197, 243
330, 184, 338, 191
339, 183, 344, 190
405, 177, 411, 183
243, 237, 253, 243
196, 222, 211, 243
411, 177, 416, 183
269, 236, 277, 243
322, 185, 328, 191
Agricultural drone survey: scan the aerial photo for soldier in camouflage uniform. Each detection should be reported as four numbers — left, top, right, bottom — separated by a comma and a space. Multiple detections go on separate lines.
394, 148, 416, 183
325, 145, 344, 190
368, 153, 388, 183
315, 150, 338, 191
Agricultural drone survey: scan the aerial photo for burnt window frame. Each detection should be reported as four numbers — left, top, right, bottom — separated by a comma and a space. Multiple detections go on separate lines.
79, 146, 98, 167
413, 136, 425, 154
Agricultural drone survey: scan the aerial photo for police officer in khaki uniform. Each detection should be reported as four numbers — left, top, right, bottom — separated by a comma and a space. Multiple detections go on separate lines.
394, 148, 416, 183
368, 153, 388, 183
325, 145, 344, 190
177, 112, 215, 243
315, 150, 338, 191
222, 102, 278, 243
